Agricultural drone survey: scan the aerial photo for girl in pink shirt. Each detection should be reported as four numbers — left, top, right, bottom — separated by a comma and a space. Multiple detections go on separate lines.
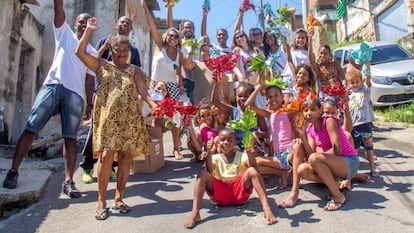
188, 104, 218, 162
245, 79, 299, 189
297, 98, 359, 211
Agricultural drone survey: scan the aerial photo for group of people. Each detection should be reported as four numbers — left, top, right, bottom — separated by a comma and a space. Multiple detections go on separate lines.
2, 0, 378, 228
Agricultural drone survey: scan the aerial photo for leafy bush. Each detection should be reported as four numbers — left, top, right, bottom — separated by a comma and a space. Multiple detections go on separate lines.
330, 40, 363, 51
374, 103, 414, 125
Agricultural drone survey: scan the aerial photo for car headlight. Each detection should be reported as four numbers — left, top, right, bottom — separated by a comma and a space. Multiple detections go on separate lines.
371, 76, 393, 85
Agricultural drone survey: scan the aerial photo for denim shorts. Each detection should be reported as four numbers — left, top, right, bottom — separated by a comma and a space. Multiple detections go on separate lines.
274, 148, 292, 170
343, 155, 359, 180
26, 84, 84, 139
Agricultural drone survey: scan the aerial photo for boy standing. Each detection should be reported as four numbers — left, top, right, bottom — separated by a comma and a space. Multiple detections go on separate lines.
184, 129, 278, 229
346, 63, 378, 176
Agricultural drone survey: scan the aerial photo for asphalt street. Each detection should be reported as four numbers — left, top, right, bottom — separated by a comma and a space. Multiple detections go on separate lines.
0, 123, 414, 233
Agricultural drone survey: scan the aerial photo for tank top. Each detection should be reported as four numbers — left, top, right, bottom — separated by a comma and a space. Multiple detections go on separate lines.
291, 49, 310, 66
270, 113, 294, 152
211, 151, 249, 181
306, 115, 356, 156
151, 47, 179, 83
200, 126, 218, 145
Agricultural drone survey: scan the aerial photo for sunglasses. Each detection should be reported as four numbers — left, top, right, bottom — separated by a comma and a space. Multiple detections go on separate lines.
253, 31, 262, 36
236, 35, 244, 39
167, 34, 179, 39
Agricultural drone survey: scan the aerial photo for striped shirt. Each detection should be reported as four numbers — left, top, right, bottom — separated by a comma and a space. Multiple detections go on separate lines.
306, 115, 356, 156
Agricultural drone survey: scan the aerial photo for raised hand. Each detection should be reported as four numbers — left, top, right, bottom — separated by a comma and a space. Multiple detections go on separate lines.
86, 17, 98, 31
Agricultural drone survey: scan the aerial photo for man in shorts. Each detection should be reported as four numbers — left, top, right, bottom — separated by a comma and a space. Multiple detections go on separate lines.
2, 0, 96, 198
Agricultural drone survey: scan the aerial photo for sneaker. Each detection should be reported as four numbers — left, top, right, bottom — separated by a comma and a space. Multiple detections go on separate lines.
62, 180, 81, 198
82, 169, 93, 184
3, 169, 18, 189
111, 169, 117, 180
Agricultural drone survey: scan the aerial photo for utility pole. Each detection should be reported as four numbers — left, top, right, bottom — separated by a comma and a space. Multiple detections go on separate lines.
302, 0, 309, 29
259, 0, 265, 31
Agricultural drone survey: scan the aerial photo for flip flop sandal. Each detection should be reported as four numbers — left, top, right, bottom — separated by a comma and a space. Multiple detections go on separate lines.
95, 208, 109, 220
111, 203, 132, 214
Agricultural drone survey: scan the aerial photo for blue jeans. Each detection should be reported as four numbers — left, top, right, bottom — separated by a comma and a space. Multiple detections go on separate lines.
26, 84, 84, 139
183, 79, 194, 104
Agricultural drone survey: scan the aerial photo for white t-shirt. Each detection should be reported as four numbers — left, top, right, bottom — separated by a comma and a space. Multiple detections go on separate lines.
151, 47, 179, 83
214, 45, 231, 54
291, 49, 310, 66
348, 85, 375, 126
43, 22, 96, 100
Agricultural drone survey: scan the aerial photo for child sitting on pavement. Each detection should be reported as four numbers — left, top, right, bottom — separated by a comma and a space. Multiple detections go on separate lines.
184, 128, 278, 229
187, 103, 218, 162
244, 79, 296, 189
322, 99, 370, 190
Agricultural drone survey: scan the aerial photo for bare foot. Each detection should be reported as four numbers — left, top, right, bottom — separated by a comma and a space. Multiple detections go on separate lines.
174, 150, 184, 160
184, 213, 201, 229
279, 192, 299, 208
370, 171, 379, 177
352, 173, 370, 183
264, 210, 278, 225
339, 180, 351, 191
276, 182, 289, 190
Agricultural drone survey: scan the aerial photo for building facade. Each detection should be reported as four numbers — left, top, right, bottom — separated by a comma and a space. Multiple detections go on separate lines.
0, 0, 160, 144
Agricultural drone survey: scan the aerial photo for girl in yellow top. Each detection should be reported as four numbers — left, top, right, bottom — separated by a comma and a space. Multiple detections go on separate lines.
184, 129, 278, 229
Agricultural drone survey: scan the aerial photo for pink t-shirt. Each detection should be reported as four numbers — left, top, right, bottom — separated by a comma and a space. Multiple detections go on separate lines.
306, 115, 356, 156
200, 126, 218, 146
270, 113, 293, 152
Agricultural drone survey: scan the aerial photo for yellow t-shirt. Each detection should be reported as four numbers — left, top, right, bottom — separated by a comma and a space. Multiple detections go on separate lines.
211, 151, 249, 182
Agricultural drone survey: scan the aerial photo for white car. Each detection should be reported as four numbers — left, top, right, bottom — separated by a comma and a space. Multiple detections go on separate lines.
333, 42, 414, 106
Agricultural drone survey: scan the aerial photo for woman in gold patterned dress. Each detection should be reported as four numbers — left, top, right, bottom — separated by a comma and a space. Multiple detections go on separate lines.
76, 17, 157, 220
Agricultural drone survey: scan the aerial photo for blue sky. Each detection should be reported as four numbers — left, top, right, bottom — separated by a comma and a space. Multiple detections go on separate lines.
154, 0, 302, 43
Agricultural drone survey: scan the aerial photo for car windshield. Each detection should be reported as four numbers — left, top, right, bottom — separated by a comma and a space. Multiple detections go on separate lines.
370, 45, 413, 65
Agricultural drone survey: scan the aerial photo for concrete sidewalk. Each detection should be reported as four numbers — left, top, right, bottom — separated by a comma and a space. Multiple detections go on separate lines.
1, 123, 414, 232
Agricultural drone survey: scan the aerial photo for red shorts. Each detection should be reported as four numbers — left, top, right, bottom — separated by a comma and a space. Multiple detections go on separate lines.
207, 175, 253, 206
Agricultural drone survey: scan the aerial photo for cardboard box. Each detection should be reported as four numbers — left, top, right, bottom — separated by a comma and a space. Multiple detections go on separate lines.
130, 126, 165, 173
146, 125, 163, 139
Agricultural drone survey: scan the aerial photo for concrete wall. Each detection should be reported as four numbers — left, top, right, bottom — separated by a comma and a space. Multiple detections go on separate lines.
337, 0, 414, 42
0, 0, 44, 143
0, 1, 16, 143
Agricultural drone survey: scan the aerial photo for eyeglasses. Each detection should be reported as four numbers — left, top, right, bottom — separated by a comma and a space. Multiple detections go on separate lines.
253, 31, 262, 36
167, 34, 179, 39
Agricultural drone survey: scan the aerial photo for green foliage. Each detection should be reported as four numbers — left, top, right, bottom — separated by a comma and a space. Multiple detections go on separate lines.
265, 75, 288, 90
227, 107, 257, 148
182, 36, 206, 57
273, 3, 295, 25
374, 103, 414, 125
330, 39, 363, 51
248, 53, 269, 76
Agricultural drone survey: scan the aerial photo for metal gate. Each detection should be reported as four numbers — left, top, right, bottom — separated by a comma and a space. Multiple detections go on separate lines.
376, 0, 408, 41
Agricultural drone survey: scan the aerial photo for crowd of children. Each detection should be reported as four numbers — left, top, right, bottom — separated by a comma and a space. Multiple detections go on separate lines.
151, 2, 379, 229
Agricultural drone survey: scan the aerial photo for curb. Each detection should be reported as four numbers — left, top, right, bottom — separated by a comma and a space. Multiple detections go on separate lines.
0, 158, 64, 218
